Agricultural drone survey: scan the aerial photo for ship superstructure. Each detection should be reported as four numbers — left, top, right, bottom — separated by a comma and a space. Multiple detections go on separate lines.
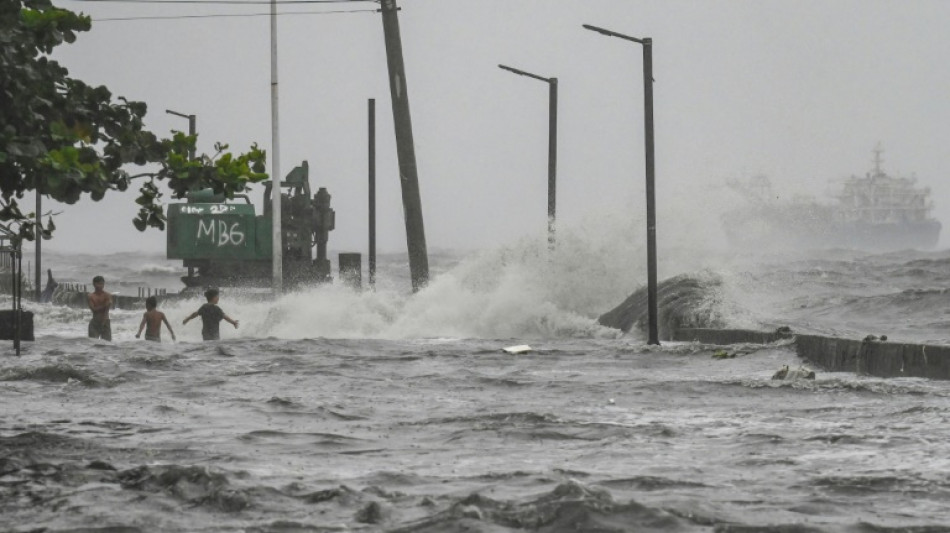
722, 146, 941, 251
836, 146, 934, 226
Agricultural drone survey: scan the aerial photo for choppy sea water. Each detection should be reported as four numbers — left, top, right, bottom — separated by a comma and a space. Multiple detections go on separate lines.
3, 238, 950, 531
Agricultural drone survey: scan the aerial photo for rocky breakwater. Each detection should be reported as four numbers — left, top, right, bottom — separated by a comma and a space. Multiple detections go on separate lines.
597, 271, 726, 340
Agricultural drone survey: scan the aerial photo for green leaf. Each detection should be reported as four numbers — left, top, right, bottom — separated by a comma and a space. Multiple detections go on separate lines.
132, 215, 147, 232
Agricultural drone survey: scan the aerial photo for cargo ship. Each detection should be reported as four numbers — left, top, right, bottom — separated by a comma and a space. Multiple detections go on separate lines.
722, 146, 941, 251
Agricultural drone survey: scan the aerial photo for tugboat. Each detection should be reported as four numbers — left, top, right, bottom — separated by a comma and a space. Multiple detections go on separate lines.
722, 145, 941, 251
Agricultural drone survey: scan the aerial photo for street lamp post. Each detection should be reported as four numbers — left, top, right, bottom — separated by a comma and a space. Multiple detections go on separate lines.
165, 109, 196, 161
583, 23, 659, 345
498, 64, 558, 249
166, 109, 199, 281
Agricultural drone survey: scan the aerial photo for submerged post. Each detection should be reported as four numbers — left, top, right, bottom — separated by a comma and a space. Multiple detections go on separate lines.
10, 251, 15, 352
14, 250, 21, 355
368, 98, 377, 289
379, 0, 429, 292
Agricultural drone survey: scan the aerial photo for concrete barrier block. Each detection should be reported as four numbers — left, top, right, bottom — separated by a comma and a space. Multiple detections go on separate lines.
863, 343, 898, 376
791, 333, 950, 380
0, 310, 34, 341
795, 335, 858, 373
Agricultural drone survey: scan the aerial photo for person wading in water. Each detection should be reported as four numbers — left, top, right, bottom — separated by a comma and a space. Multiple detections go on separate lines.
87, 275, 112, 341
135, 296, 176, 342
182, 288, 239, 341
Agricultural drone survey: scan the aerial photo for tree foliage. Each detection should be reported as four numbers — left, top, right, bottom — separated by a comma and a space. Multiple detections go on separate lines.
0, 0, 268, 244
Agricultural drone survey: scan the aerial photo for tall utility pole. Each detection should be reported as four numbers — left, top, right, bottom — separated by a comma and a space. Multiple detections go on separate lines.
583, 23, 659, 345
270, 0, 283, 295
498, 64, 558, 249
379, 0, 429, 292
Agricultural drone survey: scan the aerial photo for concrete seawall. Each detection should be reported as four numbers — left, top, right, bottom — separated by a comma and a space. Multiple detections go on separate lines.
673, 327, 950, 380
675, 328, 793, 346
795, 334, 950, 380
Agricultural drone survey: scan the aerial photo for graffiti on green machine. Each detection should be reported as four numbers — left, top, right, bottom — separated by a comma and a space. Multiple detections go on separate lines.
182, 205, 239, 215
197, 219, 247, 247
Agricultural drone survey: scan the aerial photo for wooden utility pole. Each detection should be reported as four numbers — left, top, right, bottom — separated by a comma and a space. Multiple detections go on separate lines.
380, 0, 429, 292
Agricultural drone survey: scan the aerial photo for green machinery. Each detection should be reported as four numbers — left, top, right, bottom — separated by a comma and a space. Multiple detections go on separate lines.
166, 161, 335, 288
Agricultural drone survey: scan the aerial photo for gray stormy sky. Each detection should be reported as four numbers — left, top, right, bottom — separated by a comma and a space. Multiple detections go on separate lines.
27, 0, 950, 256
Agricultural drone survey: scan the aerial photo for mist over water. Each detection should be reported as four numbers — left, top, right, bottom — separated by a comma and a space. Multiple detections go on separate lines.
27, 197, 950, 346
31, 206, 654, 341
5, 209, 950, 531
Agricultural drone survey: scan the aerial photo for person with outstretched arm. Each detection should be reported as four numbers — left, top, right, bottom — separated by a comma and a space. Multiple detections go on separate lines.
182, 288, 238, 341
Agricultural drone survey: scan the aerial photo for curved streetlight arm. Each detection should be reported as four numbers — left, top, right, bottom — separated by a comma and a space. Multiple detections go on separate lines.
582, 23, 646, 44
498, 64, 553, 84
165, 109, 192, 120
166, 109, 197, 161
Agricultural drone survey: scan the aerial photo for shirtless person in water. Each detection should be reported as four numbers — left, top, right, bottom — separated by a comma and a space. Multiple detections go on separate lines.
135, 296, 176, 342
87, 275, 113, 341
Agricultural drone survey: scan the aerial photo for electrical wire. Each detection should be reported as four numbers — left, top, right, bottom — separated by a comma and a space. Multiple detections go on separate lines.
66, 0, 380, 23
73, 0, 375, 4
92, 9, 376, 20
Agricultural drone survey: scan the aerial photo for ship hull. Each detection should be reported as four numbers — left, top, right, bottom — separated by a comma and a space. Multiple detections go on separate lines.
723, 215, 941, 252
829, 220, 941, 251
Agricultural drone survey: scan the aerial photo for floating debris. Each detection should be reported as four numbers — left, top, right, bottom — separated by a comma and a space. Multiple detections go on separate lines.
772, 365, 816, 380
502, 345, 532, 355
